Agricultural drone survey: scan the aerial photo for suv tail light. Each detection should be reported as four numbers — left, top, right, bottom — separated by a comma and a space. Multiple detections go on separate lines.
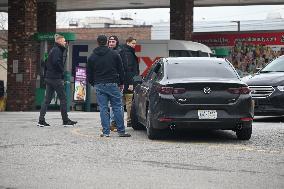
227, 87, 251, 94
157, 86, 186, 95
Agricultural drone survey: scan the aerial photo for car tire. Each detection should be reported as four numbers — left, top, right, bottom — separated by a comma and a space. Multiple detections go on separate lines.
146, 109, 162, 140
130, 100, 145, 130
236, 124, 252, 140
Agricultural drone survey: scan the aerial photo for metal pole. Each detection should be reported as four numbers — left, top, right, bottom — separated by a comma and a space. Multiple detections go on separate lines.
231, 21, 240, 32
64, 71, 71, 112
237, 21, 240, 32
85, 83, 91, 112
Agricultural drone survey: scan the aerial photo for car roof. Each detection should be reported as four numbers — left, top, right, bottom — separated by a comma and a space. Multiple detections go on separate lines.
163, 57, 228, 64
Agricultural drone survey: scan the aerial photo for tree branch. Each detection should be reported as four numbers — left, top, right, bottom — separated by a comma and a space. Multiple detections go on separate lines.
0, 36, 7, 42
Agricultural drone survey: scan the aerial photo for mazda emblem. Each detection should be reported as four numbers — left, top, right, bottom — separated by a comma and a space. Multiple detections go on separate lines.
203, 87, 211, 94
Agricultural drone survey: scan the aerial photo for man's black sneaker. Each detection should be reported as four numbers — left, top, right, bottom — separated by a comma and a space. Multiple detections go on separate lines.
37, 120, 50, 127
63, 119, 77, 127
118, 132, 131, 137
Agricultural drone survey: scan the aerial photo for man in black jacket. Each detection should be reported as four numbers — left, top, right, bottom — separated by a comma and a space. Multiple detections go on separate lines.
37, 34, 77, 127
107, 35, 129, 131
122, 37, 139, 127
87, 35, 131, 137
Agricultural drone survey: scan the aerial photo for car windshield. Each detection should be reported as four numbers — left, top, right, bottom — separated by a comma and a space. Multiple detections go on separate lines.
167, 60, 239, 79
261, 57, 284, 72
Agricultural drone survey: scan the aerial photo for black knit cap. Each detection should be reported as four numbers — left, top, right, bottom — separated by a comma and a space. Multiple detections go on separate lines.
97, 35, 107, 45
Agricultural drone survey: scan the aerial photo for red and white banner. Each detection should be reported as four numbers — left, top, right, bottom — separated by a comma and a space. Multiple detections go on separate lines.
192, 32, 284, 46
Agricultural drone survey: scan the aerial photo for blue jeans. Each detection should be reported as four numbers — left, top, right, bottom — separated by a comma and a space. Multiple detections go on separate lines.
109, 104, 124, 123
95, 83, 125, 135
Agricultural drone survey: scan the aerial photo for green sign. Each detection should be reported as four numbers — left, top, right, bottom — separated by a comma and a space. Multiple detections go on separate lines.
34, 32, 76, 41
212, 48, 229, 57
2, 51, 7, 59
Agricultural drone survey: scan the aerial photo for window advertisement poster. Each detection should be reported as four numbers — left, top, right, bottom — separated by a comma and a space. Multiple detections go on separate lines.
74, 66, 86, 101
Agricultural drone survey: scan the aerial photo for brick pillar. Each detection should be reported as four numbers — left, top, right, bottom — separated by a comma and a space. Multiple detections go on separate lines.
7, 0, 37, 111
37, 1, 56, 89
170, 0, 193, 40
37, 0, 56, 32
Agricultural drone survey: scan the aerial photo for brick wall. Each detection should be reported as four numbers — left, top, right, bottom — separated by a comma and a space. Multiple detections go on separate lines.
57, 26, 152, 42
37, 2, 56, 32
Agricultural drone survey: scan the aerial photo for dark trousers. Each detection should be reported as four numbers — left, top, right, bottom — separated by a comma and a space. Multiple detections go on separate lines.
39, 78, 68, 122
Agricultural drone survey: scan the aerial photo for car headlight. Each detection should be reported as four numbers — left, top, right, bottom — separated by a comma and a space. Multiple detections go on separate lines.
277, 86, 284, 91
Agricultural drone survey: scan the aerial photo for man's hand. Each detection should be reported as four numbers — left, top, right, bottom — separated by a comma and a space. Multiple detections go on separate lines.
128, 85, 134, 91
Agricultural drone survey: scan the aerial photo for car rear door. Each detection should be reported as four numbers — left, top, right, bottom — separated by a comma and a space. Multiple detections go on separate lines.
139, 60, 163, 122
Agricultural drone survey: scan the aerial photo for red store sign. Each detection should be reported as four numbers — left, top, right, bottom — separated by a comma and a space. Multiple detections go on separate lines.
192, 32, 284, 46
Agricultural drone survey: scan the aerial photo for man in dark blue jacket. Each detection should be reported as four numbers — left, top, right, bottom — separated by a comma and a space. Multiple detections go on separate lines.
87, 35, 131, 137
37, 34, 77, 127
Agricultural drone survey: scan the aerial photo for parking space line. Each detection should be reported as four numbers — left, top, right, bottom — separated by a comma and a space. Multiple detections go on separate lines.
71, 128, 99, 138
70, 128, 283, 154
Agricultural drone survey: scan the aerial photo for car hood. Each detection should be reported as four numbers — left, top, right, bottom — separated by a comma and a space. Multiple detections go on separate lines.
244, 72, 284, 86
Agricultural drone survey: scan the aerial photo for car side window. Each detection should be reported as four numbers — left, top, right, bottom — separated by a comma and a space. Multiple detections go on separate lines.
155, 62, 164, 81
144, 59, 162, 82
150, 62, 163, 82
146, 60, 163, 82
144, 63, 156, 82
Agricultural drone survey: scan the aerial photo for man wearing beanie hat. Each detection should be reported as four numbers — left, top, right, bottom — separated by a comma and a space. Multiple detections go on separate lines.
87, 35, 131, 137
107, 35, 127, 131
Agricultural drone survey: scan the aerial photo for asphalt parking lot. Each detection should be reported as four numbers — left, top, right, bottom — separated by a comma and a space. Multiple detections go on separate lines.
0, 112, 283, 189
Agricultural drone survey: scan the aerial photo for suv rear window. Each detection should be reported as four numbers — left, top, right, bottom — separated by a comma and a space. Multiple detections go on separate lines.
167, 60, 239, 79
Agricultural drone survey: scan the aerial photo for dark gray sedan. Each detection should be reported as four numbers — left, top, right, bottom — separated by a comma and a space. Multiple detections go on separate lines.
131, 57, 254, 140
